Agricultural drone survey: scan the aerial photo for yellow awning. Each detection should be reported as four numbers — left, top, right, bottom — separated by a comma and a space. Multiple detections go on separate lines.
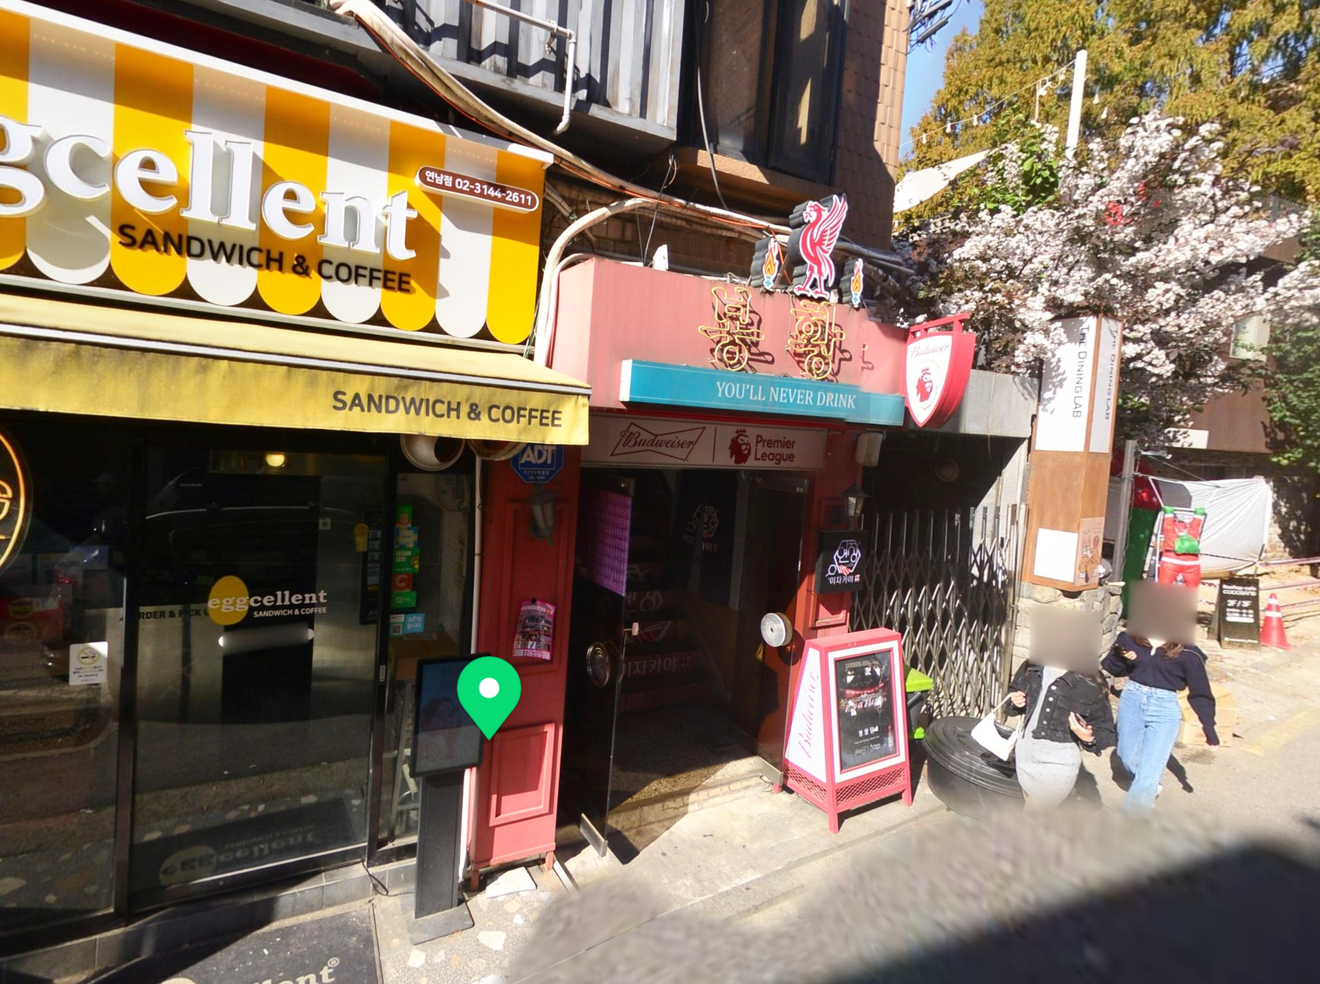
0, 292, 590, 444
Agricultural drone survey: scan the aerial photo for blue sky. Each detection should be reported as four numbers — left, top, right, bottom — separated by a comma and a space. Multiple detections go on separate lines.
901, 0, 984, 155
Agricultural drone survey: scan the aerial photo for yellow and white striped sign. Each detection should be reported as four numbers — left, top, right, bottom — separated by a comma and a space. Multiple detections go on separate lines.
0, 1, 549, 343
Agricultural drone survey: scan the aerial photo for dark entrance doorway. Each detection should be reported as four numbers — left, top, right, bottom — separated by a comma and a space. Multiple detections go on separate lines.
559, 468, 807, 858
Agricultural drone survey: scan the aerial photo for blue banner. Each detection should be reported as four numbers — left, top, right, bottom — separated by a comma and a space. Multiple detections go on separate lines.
619, 361, 905, 426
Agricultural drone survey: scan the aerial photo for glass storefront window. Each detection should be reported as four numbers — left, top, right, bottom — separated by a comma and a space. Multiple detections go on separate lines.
0, 420, 128, 933
379, 472, 472, 845
1, 423, 475, 930
130, 447, 386, 901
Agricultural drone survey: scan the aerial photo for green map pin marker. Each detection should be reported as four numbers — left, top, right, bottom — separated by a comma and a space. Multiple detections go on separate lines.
458, 656, 522, 739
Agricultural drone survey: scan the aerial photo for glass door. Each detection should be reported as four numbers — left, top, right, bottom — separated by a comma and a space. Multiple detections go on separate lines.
378, 468, 474, 849
730, 475, 808, 773
130, 444, 385, 906
562, 473, 634, 856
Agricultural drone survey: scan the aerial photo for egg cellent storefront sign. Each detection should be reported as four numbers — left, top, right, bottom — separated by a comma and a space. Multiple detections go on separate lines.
0, 1, 549, 343
207, 575, 328, 625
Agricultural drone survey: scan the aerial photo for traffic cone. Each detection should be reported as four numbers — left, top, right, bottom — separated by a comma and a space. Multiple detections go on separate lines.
1261, 592, 1291, 649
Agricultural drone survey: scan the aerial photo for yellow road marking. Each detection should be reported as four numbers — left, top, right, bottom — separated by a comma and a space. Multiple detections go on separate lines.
1242, 708, 1320, 756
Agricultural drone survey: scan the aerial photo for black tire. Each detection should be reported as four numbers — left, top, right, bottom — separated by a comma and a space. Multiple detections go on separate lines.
923, 715, 1024, 821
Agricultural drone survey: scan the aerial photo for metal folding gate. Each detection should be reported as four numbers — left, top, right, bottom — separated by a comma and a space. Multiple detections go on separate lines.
851, 506, 1023, 718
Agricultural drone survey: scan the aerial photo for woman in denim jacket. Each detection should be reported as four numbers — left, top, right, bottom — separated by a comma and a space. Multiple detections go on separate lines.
1006, 659, 1116, 810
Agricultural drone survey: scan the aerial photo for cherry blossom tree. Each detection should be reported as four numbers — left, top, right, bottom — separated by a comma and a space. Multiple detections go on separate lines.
899, 113, 1315, 441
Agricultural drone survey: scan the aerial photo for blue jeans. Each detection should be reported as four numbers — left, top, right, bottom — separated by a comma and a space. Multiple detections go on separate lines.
1116, 681, 1183, 817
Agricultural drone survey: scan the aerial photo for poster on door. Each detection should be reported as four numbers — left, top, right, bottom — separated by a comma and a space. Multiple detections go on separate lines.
513, 599, 555, 661
576, 487, 631, 595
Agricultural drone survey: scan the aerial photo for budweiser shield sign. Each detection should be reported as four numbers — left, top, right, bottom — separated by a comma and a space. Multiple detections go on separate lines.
904, 314, 976, 428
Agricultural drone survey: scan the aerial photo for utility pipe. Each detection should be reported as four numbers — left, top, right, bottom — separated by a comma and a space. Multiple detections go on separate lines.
329, 0, 786, 236
541, 185, 597, 245
462, 0, 577, 135
460, 453, 483, 882
532, 198, 653, 366
528, 200, 920, 367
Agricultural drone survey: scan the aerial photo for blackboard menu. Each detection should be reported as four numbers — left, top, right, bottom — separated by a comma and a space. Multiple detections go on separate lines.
834, 652, 897, 770
1217, 576, 1260, 649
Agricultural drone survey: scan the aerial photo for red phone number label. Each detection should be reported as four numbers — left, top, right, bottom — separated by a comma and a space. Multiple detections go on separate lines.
415, 166, 540, 213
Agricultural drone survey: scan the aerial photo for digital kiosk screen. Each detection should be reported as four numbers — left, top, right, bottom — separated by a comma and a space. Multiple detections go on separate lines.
413, 655, 484, 776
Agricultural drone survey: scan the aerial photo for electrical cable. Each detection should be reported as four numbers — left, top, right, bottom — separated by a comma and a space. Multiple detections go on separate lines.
329, 0, 778, 235
642, 152, 679, 262
900, 62, 1073, 152
694, 2, 731, 212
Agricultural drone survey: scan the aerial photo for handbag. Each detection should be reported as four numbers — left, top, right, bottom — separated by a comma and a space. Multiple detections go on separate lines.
970, 694, 1025, 761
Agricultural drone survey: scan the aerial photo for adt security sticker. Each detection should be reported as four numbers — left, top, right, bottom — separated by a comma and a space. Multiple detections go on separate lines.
69, 641, 108, 686
510, 444, 564, 484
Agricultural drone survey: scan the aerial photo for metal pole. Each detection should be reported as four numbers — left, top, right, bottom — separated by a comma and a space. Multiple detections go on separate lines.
464, 0, 577, 134
1111, 439, 1136, 583
1065, 49, 1087, 159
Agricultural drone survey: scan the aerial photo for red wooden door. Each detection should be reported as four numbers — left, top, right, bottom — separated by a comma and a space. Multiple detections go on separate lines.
470, 449, 580, 871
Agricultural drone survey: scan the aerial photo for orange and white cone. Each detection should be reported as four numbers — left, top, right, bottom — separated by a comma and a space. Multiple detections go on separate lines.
1261, 592, 1291, 649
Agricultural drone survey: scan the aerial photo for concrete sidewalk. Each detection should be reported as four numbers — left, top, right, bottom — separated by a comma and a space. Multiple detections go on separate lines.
376, 630, 1320, 984
53, 631, 1320, 984
368, 777, 950, 984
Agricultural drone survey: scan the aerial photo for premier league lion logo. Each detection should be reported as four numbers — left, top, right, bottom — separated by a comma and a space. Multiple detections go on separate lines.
728, 429, 752, 465
916, 367, 935, 402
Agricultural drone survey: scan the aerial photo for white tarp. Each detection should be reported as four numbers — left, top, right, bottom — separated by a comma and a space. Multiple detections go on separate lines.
1105, 476, 1272, 578
893, 150, 993, 213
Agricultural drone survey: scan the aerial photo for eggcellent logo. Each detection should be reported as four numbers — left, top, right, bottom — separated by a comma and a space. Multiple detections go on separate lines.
207, 575, 251, 626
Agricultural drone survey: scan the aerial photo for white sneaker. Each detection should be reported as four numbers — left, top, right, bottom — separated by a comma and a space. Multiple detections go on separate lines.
1156, 783, 1165, 799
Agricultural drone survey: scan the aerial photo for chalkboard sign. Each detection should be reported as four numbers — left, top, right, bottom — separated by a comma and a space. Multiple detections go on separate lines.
815, 529, 866, 594
1217, 576, 1260, 649
413, 654, 484, 776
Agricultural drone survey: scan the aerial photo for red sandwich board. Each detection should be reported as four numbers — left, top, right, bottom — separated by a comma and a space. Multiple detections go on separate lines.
783, 627, 912, 832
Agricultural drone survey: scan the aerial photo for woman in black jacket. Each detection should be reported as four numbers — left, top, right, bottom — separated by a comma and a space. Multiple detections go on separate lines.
1006, 659, 1117, 810
1102, 631, 1217, 817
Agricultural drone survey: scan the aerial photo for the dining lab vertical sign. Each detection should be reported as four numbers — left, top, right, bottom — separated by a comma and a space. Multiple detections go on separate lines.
1022, 316, 1123, 590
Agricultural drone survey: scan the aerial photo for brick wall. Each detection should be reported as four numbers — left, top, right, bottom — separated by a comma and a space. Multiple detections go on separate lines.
832, 0, 909, 249
541, 180, 756, 277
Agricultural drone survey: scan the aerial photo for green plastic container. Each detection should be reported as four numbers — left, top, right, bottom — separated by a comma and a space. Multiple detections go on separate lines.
905, 668, 935, 739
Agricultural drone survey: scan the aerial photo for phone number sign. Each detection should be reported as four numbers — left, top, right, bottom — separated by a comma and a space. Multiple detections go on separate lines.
416, 166, 540, 212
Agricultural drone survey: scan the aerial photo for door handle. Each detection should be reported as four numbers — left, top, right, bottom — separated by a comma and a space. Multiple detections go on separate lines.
585, 641, 619, 688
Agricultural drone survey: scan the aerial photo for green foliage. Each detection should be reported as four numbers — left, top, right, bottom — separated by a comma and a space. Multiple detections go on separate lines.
1264, 211, 1320, 472
978, 116, 1062, 212
902, 0, 1320, 210
1300, 211, 1320, 262
1264, 323, 1320, 473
